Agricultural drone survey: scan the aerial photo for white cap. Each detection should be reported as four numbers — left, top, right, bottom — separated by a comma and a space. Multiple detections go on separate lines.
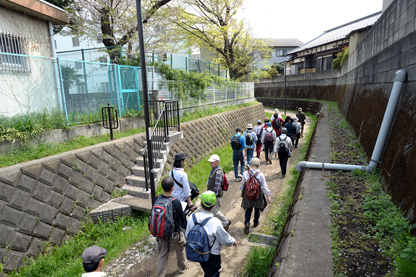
208, 154, 220, 162
247, 123, 252, 129
298, 107, 302, 111
275, 109, 279, 113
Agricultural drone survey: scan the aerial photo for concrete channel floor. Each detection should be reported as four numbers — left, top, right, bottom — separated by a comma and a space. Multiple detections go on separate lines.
105, 106, 333, 276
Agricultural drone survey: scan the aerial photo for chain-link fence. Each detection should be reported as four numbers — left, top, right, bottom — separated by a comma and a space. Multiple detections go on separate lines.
0, 52, 252, 125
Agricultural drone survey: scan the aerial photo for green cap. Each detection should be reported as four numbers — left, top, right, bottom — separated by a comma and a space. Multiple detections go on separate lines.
201, 190, 217, 208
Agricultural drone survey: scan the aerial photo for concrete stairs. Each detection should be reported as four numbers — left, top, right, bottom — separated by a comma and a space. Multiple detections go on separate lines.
90, 131, 183, 220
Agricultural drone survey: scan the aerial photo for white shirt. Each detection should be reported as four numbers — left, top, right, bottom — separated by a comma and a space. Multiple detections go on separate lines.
185, 210, 235, 255
274, 134, 293, 153
170, 168, 191, 202
240, 169, 270, 196
81, 272, 107, 277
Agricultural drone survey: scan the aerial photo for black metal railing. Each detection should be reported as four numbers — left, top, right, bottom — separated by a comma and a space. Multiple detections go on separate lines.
141, 100, 180, 191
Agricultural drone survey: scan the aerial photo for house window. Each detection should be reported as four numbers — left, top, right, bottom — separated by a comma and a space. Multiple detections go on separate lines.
72, 37, 80, 47
276, 49, 288, 57
75, 61, 83, 70
0, 30, 29, 72
98, 56, 107, 67
76, 84, 86, 94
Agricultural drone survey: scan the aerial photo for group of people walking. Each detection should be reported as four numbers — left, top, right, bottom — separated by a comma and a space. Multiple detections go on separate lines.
147, 107, 306, 276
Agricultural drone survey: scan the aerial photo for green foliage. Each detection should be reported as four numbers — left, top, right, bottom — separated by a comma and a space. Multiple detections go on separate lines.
267, 67, 279, 79
244, 69, 271, 82
340, 48, 349, 67
241, 246, 275, 277
397, 257, 416, 276
154, 63, 230, 100
332, 47, 349, 69
9, 215, 149, 276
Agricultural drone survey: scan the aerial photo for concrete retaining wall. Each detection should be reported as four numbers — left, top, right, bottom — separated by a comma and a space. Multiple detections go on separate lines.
0, 103, 264, 272
255, 0, 416, 224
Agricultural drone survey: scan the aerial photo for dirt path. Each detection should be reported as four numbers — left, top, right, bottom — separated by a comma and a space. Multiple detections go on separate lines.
106, 109, 311, 277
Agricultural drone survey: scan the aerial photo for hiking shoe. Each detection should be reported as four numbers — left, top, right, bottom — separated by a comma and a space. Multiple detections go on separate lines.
178, 262, 190, 274
244, 223, 250, 235
235, 177, 241, 182
224, 220, 232, 231
268, 159, 272, 164
282, 175, 285, 179
253, 222, 259, 228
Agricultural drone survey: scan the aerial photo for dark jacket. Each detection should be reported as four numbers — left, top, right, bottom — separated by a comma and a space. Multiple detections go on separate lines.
241, 174, 266, 210
296, 112, 306, 124
207, 166, 223, 198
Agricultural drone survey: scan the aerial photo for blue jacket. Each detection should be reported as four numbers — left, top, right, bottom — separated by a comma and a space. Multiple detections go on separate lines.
230, 133, 247, 151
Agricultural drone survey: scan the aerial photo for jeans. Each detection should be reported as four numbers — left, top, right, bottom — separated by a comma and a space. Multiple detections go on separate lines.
200, 254, 221, 277
246, 148, 254, 166
233, 150, 245, 178
264, 143, 273, 161
245, 207, 261, 225
278, 151, 289, 176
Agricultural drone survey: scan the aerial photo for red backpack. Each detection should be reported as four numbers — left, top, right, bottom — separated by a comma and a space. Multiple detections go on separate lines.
244, 170, 260, 200
149, 195, 175, 238
222, 172, 229, 191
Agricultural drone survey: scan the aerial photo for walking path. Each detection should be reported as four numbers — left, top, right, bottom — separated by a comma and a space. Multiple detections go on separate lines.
106, 106, 333, 276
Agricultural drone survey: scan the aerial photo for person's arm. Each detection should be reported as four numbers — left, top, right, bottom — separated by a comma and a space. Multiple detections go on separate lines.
213, 170, 223, 195
241, 135, 247, 149
215, 223, 236, 247
287, 137, 293, 149
252, 132, 257, 144
261, 130, 265, 144
259, 173, 272, 203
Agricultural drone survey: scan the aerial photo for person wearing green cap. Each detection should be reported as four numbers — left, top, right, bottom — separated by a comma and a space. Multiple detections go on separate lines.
185, 191, 237, 276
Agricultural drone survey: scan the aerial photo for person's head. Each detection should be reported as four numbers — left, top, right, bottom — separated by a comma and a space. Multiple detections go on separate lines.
298, 107, 302, 112
161, 177, 174, 193
208, 154, 220, 169
274, 113, 278, 119
257, 119, 262, 125
281, 127, 287, 134
285, 116, 291, 123
251, 158, 260, 169
173, 153, 186, 168
275, 109, 279, 114
264, 117, 269, 123
201, 190, 217, 210
236, 128, 242, 133
247, 123, 252, 130
266, 122, 272, 128
82, 246, 107, 273
293, 117, 298, 122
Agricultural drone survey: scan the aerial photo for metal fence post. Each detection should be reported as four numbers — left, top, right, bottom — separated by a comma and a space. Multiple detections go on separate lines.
57, 58, 69, 125
81, 49, 89, 94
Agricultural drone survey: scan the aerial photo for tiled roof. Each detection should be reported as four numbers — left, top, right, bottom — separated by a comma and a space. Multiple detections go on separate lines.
288, 12, 382, 55
258, 38, 304, 47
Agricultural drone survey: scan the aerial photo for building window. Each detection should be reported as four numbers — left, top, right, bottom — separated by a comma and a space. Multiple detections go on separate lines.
72, 37, 80, 47
276, 49, 288, 57
0, 31, 29, 72
75, 61, 83, 70
98, 56, 107, 67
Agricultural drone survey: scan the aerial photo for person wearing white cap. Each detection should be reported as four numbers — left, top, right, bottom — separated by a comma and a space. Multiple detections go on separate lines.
296, 107, 306, 137
270, 109, 283, 122
253, 119, 264, 158
207, 154, 231, 230
243, 123, 257, 166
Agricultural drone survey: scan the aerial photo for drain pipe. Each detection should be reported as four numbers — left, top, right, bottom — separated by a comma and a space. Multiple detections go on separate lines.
296, 69, 407, 173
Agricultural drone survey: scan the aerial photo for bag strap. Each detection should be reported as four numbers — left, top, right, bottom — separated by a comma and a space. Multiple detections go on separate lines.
171, 170, 183, 188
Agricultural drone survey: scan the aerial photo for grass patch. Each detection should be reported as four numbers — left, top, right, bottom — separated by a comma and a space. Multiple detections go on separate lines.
240, 246, 275, 277
6, 214, 149, 277
0, 101, 258, 168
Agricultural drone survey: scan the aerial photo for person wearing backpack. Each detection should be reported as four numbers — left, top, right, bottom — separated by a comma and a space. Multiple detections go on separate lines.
240, 158, 272, 235
284, 116, 296, 145
296, 107, 306, 137
274, 127, 293, 179
253, 120, 263, 158
261, 122, 276, 164
185, 191, 237, 276
243, 124, 257, 166
170, 153, 196, 212
293, 117, 302, 148
230, 128, 247, 182
272, 113, 284, 136
152, 177, 189, 277
207, 154, 232, 231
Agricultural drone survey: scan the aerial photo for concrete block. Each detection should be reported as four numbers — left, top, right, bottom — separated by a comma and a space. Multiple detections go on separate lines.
106, 168, 119, 182
41, 205, 58, 225
18, 214, 38, 235
16, 173, 37, 193
3, 250, 24, 273
75, 151, 92, 164
0, 182, 16, 204
24, 198, 46, 217
101, 150, 117, 166
71, 205, 85, 220
57, 162, 73, 180
0, 206, 23, 227
74, 158, 87, 174
80, 178, 94, 194
9, 232, 32, 252
92, 186, 104, 202
75, 190, 90, 208
84, 165, 97, 182
21, 164, 42, 179
0, 170, 19, 185
53, 213, 70, 229
32, 181, 51, 202
50, 228, 65, 245
64, 184, 79, 201
42, 159, 60, 173
69, 171, 84, 187
60, 154, 76, 167
118, 164, 131, 178
67, 218, 81, 235
38, 166, 55, 186
101, 192, 112, 203
87, 153, 102, 169
109, 160, 122, 173
45, 190, 64, 208
95, 173, 109, 189
27, 238, 43, 257
51, 174, 69, 194
104, 181, 115, 194
0, 247, 7, 263
33, 221, 52, 240
0, 224, 14, 246
59, 197, 75, 215
97, 161, 110, 176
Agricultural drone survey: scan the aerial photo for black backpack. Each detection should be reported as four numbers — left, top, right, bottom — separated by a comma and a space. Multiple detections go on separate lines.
277, 137, 289, 154
273, 119, 281, 130
231, 135, 241, 150
256, 128, 263, 142
245, 132, 253, 145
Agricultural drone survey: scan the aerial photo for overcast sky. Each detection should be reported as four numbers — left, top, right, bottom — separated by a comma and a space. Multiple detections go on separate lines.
239, 0, 383, 44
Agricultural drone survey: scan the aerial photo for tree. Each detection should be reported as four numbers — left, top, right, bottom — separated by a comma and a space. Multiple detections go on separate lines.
173, 0, 269, 80
66, 0, 180, 60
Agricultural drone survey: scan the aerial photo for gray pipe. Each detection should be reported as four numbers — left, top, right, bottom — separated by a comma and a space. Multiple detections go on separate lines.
296, 69, 407, 173
368, 69, 407, 168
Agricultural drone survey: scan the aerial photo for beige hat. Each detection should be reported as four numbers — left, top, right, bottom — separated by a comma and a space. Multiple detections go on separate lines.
275, 109, 279, 113
247, 123, 253, 129
251, 158, 260, 167
208, 154, 220, 162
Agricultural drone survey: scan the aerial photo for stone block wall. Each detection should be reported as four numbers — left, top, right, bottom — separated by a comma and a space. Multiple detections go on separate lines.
0, 103, 264, 272
255, 0, 416, 224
